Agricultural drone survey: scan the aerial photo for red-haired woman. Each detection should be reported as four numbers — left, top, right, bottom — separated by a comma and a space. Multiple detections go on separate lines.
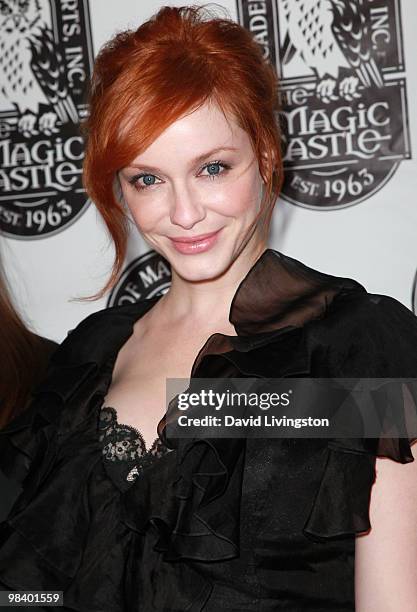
0, 5, 416, 611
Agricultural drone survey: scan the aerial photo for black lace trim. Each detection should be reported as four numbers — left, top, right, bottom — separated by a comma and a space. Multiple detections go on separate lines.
98, 406, 172, 487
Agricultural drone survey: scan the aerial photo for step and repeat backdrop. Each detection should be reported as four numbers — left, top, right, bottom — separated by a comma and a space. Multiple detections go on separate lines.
0, 0, 416, 342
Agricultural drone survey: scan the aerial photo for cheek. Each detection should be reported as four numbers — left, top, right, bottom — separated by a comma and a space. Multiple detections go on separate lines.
122, 189, 165, 232
212, 169, 262, 218
129, 207, 154, 232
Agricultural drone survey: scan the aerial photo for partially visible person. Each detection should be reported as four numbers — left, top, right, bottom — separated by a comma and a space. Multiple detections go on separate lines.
0, 255, 57, 520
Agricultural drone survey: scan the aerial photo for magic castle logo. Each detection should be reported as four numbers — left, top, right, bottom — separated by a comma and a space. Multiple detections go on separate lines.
237, 0, 411, 209
107, 250, 172, 307
0, 0, 93, 238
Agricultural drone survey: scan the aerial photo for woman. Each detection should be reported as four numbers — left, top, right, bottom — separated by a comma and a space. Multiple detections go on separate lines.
0, 5, 416, 611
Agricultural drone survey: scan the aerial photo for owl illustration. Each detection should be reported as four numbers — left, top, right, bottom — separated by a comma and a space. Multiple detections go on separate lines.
281, 0, 384, 103
0, 0, 78, 136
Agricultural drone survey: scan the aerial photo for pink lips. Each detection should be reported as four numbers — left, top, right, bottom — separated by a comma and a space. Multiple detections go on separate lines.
169, 228, 222, 254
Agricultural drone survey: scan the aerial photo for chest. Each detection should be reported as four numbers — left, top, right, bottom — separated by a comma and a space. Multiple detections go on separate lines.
103, 329, 216, 448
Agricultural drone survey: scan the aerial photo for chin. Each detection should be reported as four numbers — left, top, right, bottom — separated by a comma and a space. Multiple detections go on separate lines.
167, 247, 235, 282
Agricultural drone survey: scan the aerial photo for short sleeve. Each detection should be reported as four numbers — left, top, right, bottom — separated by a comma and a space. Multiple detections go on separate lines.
303, 292, 417, 541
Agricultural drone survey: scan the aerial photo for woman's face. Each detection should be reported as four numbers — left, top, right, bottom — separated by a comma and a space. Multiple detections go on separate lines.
118, 100, 265, 281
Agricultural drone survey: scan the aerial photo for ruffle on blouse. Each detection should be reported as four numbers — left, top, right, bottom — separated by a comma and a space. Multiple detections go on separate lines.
122, 434, 246, 562
0, 370, 228, 611
0, 358, 256, 604
0, 371, 113, 595
302, 377, 417, 541
0, 361, 98, 486
0, 305, 154, 609
123, 379, 417, 564
0, 425, 216, 611
0, 298, 160, 490
302, 438, 415, 541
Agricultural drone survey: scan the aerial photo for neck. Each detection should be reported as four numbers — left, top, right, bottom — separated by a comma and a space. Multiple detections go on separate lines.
155, 238, 267, 332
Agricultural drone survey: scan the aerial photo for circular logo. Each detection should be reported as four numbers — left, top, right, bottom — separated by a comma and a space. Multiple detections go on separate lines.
0, 0, 94, 238
238, 0, 411, 209
107, 250, 172, 307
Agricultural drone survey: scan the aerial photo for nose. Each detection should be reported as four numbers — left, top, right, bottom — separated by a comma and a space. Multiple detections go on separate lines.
169, 184, 206, 229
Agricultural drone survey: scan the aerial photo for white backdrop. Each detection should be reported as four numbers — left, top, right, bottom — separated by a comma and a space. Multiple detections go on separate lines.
1, 0, 416, 343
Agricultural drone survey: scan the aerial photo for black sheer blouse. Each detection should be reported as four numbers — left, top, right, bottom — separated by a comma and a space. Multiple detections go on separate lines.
0, 248, 416, 611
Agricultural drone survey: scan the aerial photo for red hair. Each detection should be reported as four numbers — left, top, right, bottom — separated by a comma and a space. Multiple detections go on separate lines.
82, 4, 284, 299
0, 261, 56, 428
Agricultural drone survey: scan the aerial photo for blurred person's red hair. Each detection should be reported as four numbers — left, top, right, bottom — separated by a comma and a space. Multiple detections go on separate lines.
0, 261, 56, 429
81, 3, 284, 299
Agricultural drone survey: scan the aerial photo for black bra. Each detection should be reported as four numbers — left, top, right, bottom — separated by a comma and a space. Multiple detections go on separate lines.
98, 406, 172, 488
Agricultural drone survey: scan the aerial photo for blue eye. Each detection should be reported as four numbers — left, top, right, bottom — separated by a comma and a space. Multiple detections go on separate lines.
128, 159, 231, 192
206, 162, 222, 176
142, 175, 157, 187
128, 173, 162, 191
201, 160, 231, 180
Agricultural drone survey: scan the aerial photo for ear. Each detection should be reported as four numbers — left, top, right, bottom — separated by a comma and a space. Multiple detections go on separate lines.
261, 148, 276, 166
259, 149, 273, 184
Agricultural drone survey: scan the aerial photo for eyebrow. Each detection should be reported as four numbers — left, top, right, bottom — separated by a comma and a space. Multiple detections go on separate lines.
127, 146, 239, 173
